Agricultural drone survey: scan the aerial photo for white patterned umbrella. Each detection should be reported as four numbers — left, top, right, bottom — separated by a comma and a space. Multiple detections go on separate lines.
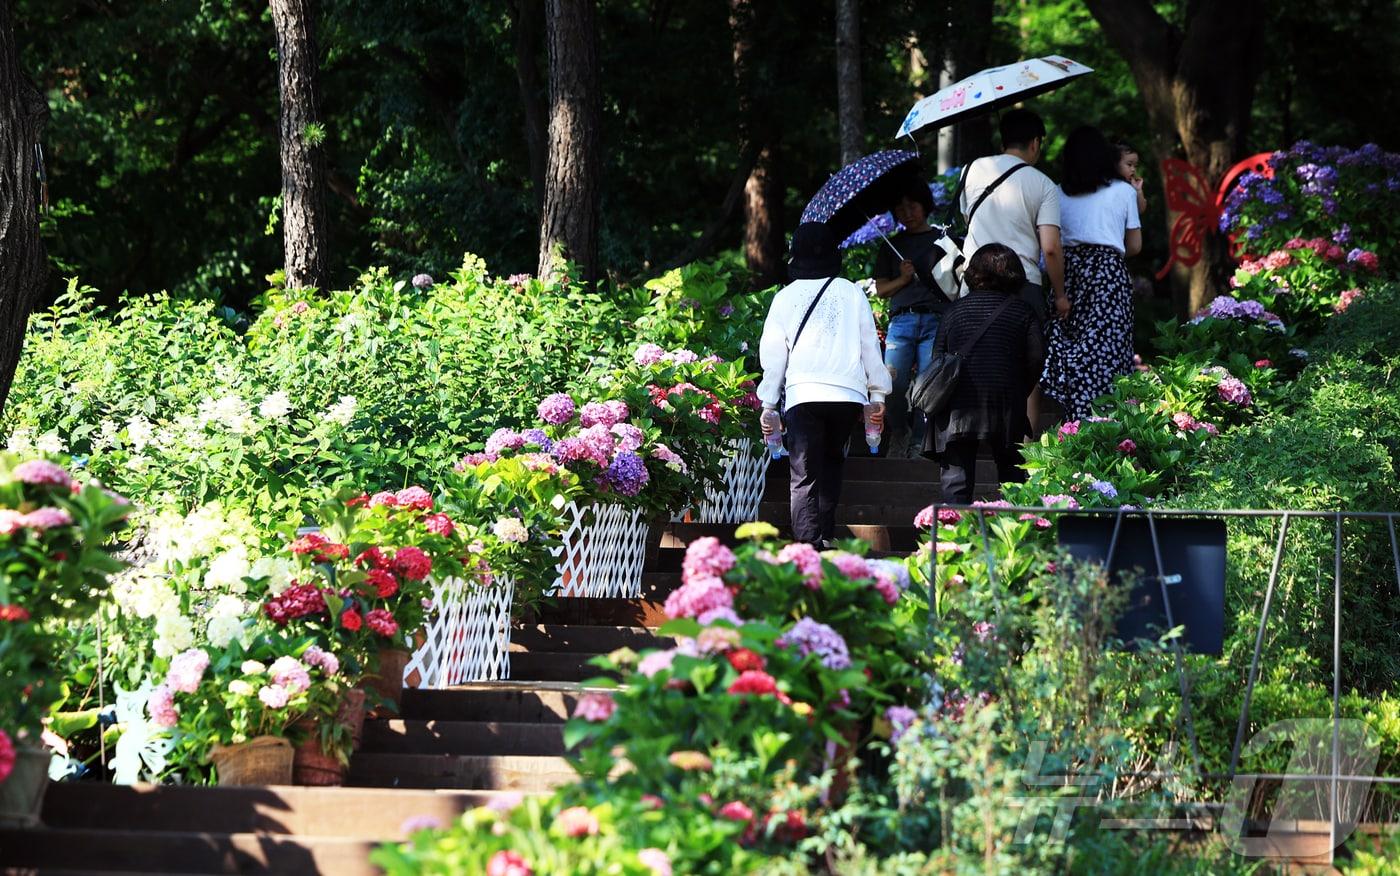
895, 56, 1093, 139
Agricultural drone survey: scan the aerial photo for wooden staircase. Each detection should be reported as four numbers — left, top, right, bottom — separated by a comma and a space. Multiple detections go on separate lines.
1, 454, 944, 875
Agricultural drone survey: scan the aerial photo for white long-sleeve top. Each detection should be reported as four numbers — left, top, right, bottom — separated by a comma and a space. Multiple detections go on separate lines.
756, 277, 892, 412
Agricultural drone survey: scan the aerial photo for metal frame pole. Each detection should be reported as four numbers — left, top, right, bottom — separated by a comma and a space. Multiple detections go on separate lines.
1229, 513, 1292, 778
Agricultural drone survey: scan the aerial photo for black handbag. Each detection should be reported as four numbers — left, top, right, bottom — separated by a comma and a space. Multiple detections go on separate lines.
907, 297, 1015, 415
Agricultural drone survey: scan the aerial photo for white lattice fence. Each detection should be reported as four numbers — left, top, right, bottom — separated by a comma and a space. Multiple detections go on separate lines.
693, 438, 772, 523
405, 575, 515, 687
549, 501, 650, 598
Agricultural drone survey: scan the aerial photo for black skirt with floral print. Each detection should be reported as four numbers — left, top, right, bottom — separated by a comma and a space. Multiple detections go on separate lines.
1040, 244, 1134, 420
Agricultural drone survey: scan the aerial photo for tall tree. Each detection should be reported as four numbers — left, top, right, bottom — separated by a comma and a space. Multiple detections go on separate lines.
946, 0, 995, 167
269, 0, 331, 291
731, 0, 784, 287
1084, 0, 1265, 312
0, 0, 47, 415
510, 0, 548, 210
538, 0, 602, 284
834, 0, 863, 165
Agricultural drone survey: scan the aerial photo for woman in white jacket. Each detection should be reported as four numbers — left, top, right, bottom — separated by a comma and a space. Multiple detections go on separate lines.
757, 222, 891, 548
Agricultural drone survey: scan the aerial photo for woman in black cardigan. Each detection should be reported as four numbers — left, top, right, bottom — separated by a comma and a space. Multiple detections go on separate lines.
922, 243, 1046, 503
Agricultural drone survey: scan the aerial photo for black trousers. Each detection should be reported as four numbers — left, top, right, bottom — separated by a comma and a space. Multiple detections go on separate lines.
939, 438, 1026, 505
786, 401, 862, 545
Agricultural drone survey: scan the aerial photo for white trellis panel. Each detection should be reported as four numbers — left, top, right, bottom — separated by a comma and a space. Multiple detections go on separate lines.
549, 501, 650, 598
406, 575, 515, 687
693, 438, 772, 524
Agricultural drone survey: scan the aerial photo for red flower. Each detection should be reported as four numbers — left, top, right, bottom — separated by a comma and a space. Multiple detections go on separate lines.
727, 670, 779, 697
0, 728, 13, 785
365, 608, 399, 637
718, 801, 754, 822
1254, 358, 1273, 368
0, 605, 30, 622
345, 493, 370, 508
392, 546, 432, 581
366, 568, 399, 599
1117, 439, 1137, 454
423, 514, 455, 537
341, 608, 363, 632
290, 533, 349, 563
263, 583, 328, 625
725, 648, 765, 673
355, 547, 390, 570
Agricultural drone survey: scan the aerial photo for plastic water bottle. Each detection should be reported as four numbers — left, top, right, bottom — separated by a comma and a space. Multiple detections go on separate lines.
863, 403, 882, 455
760, 409, 786, 459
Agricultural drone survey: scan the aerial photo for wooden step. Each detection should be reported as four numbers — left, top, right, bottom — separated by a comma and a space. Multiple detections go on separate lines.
36, 782, 506, 839
398, 682, 600, 723
360, 719, 566, 756
508, 652, 616, 683
760, 479, 941, 505
768, 456, 941, 481
757, 501, 927, 529
530, 597, 669, 628
510, 623, 664, 654
0, 826, 380, 875
347, 753, 575, 791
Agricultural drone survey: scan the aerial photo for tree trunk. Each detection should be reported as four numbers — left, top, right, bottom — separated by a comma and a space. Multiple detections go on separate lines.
1085, 0, 1265, 314
538, 0, 602, 285
0, 0, 48, 417
511, 0, 548, 210
731, 0, 785, 287
269, 0, 330, 292
834, 0, 863, 166
948, 0, 995, 166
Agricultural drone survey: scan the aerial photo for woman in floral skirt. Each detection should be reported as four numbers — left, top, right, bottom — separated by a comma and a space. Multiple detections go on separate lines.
1041, 126, 1143, 419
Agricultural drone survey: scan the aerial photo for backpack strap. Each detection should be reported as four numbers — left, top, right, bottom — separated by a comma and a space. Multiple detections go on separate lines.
791, 276, 837, 350
955, 296, 1017, 358
965, 162, 1029, 232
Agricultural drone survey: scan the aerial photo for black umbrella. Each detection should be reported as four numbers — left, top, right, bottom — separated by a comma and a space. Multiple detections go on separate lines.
800, 150, 923, 250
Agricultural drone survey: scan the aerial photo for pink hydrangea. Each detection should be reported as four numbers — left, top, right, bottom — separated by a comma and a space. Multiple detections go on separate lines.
423, 513, 455, 537
303, 645, 340, 676
457, 452, 499, 468
696, 605, 742, 626
537, 393, 576, 425
485, 428, 527, 456
573, 692, 616, 722
1335, 288, 1364, 313
913, 505, 935, 528
774, 542, 823, 590
147, 684, 179, 728
165, 648, 210, 694
392, 546, 432, 581
269, 656, 312, 693
638, 848, 672, 876
1172, 411, 1198, 431
0, 510, 22, 535
0, 729, 12, 785
681, 537, 736, 585
12, 460, 72, 488
367, 491, 398, 508
366, 608, 399, 637
872, 572, 899, 605
1018, 513, 1052, 530
610, 423, 644, 452
663, 575, 733, 619
1057, 420, 1080, 440
649, 443, 687, 473
1217, 377, 1253, 407
826, 551, 872, 581
637, 649, 677, 677
258, 684, 291, 709
1117, 438, 1137, 454
579, 401, 622, 429
486, 850, 532, 876
19, 507, 73, 530
718, 801, 754, 822
395, 486, 433, 510
553, 806, 599, 837
577, 424, 617, 467
633, 343, 667, 366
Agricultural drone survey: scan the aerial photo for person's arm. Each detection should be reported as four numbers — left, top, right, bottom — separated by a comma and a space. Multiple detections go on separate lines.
755, 298, 790, 411
1039, 224, 1068, 317
859, 296, 892, 406
1124, 228, 1143, 258
1131, 176, 1147, 215
1124, 182, 1143, 257
874, 259, 915, 299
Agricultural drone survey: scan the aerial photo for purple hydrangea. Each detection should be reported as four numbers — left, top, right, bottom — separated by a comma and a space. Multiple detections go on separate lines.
411, 273, 433, 289
537, 393, 576, 425
611, 423, 644, 452
520, 428, 553, 452
777, 617, 851, 670
1217, 376, 1253, 407
484, 428, 526, 456
886, 705, 918, 744
578, 424, 617, 467
1089, 480, 1118, 499
579, 401, 621, 429
604, 451, 650, 496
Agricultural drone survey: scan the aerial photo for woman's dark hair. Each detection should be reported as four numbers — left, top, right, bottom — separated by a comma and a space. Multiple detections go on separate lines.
963, 243, 1026, 295
899, 180, 935, 216
1060, 125, 1121, 196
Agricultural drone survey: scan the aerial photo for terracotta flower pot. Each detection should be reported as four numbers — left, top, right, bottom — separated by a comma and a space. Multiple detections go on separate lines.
0, 747, 51, 827
292, 729, 347, 787
210, 735, 294, 786
365, 648, 410, 712
338, 688, 368, 750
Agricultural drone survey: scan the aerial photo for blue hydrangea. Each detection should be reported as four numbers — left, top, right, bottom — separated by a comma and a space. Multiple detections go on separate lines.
604, 451, 650, 497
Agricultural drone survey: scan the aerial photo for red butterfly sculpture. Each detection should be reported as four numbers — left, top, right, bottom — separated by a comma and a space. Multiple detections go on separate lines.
1155, 152, 1275, 280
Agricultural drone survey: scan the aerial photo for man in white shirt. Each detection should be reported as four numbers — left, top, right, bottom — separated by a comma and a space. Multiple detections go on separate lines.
959, 108, 1068, 431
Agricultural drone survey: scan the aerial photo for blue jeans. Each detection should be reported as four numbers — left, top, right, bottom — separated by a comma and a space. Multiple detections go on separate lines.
883, 310, 940, 452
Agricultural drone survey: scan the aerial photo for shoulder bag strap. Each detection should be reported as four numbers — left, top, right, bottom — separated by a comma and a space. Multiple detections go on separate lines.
955, 297, 1017, 358
965, 162, 1028, 232
790, 276, 837, 351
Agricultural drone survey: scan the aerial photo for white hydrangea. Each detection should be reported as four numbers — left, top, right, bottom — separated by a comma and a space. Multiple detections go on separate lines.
492, 517, 529, 543
334, 313, 361, 334
197, 394, 254, 435
205, 595, 247, 649
248, 556, 297, 595
93, 419, 120, 451
5, 427, 34, 454
323, 395, 358, 427
111, 573, 180, 620
257, 391, 294, 421
153, 611, 195, 658
149, 503, 251, 568
34, 432, 67, 454
204, 547, 251, 594
126, 416, 155, 452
